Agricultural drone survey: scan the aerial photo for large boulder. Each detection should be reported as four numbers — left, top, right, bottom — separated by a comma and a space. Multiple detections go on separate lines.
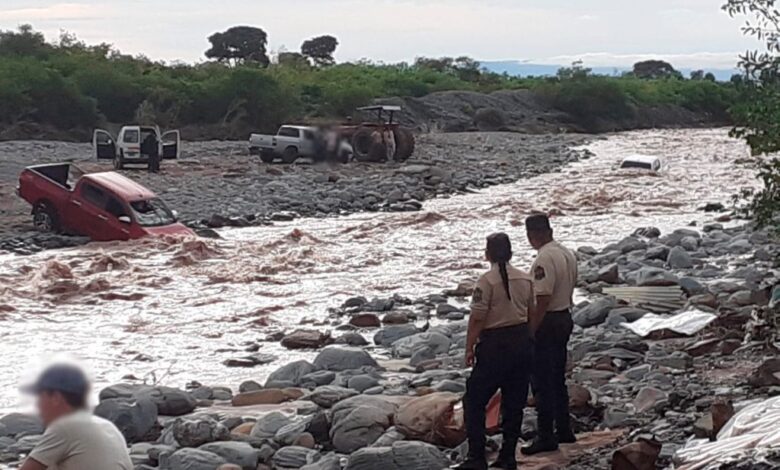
308, 386, 359, 409
391, 333, 451, 358
99, 384, 196, 416
573, 297, 617, 328
301, 454, 341, 470
199, 441, 259, 470
345, 441, 450, 470
0, 413, 43, 437
250, 412, 293, 439
313, 348, 378, 372
162, 448, 227, 470
94, 397, 159, 443
330, 396, 398, 453
374, 325, 418, 347
281, 330, 331, 350
635, 267, 679, 287
266, 360, 318, 388
171, 417, 230, 447
272, 446, 321, 469
667, 246, 693, 269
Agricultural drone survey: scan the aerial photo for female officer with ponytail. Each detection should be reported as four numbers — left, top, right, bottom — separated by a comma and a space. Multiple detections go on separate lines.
456, 233, 536, 470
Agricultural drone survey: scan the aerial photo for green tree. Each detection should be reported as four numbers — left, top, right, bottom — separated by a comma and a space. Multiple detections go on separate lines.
301, 35, 338, 66
632, 60, 682, 79
0, 24, 49, 57
557, 60, 592, 80
205, 26, 269, 66
690, 70, 705, 80
724, 0, 780, 226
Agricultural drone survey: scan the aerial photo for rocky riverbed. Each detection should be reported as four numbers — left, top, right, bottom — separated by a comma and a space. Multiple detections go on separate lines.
0, 221, 777, 470
0, 132, 588, 254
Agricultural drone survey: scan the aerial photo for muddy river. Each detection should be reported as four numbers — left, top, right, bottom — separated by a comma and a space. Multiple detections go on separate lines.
0, 128, 757, 412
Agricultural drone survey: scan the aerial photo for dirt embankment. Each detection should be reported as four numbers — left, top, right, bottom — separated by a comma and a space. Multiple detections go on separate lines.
0, 90, 727, 142
374, 89, 726, 134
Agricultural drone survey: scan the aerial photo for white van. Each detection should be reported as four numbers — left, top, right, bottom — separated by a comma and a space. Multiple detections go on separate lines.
94, 126, 180, 172
620, 154, 662, 172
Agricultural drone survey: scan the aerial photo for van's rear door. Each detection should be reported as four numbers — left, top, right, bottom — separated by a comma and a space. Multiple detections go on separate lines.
161, 130, 180, 159
93, 129, 116, 160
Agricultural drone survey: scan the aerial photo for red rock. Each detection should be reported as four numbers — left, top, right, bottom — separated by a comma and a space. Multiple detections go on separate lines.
612, 438, 661, 470
749, 358, 780, 387
349, 313, 381, 328
686, 338, 721, 357
231, 388, 303, 406
711, 400, 734, 436
569, 384, 592, 410
382, 311, 410, 325
231, 422, 254, 435
280, 329, 330, 349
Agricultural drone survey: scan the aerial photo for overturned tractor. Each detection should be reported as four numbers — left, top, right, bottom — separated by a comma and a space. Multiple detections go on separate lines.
338, 106, 416, 162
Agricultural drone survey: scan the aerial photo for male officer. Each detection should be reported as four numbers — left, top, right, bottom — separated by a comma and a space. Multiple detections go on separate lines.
522, 214, 578, 455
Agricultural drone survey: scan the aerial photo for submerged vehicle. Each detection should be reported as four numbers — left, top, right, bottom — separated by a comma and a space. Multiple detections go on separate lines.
620, 154, 662, 171
94, 125, 181, 172
17, 163, 193, 241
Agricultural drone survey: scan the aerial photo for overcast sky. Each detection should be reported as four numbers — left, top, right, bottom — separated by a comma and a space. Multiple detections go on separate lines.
0, 0, 758, 69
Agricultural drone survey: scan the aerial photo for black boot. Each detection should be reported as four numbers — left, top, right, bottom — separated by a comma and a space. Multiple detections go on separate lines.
489, 440, 518, 469
520, 437, 558, 455
557, 430, 577, 444
453, 457, 488, 470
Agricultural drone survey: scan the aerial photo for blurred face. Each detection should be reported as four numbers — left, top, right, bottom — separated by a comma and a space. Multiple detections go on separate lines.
36, 391, 69, 427
526, 230, 541, 250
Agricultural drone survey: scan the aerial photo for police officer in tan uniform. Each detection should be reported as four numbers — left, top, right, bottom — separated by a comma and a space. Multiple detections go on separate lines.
521, 214, 578, 455
457, 233, 536, 470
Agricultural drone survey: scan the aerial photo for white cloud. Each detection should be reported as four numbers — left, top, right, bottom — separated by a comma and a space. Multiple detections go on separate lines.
0, 3, 106, 22
537, 52, 742, 70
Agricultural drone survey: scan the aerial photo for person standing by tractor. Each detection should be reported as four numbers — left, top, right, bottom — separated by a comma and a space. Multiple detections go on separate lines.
522, 214, 578, 455
457, 233, 536, 470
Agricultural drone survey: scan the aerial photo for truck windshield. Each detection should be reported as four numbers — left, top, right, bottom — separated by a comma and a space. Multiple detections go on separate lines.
130, 198, 176, 227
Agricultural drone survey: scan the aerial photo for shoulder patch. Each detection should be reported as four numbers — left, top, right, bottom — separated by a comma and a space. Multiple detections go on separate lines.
534, 266, 546, 281
472, 287, 483, 303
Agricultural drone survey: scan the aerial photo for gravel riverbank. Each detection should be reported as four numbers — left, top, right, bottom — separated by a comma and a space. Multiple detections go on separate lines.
0, 132, 590, 254
1, 221, 777, 470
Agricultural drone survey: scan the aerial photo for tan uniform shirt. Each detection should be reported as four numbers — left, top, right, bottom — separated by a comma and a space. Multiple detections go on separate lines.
29, 411, 133, 470
531, 240, 578, 312
470, 263, 535, 330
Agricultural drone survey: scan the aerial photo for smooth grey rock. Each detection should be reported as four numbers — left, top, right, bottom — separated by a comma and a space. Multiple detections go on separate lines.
391, 332, 451, 358
199, 441, 259, 470
374, 324, 418, 347
134, 386, 197, 417
308, 386, 359, 408
272, 446, 320, 469
163, 448, 226, 470
314, 348, 379, 372
636, 267, 679, 287
330, 396, 397, 453
302, 370, 337, 387
266, 360, 317, 387
348, 375, 380, 393
572, 297, 617, 328
94, 398, 158, 443
667, 246, 694, 269
345, 441, 450, 470
0, 413, 43, 437
250, 412, 293, 439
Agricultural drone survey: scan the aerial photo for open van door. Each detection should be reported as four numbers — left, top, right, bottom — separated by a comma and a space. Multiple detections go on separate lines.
93, 129, 116, 160
161, 130, 180, 159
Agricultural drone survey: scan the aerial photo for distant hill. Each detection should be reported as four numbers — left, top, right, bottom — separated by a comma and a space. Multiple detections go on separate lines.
481, 60, 739, 82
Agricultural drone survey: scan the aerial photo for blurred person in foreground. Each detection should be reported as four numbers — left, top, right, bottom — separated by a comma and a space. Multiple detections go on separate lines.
20, 364, 132, 470
456, 233, 536, 470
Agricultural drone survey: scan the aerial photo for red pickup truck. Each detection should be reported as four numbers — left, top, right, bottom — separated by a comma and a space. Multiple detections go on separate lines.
17, 163, 194, 241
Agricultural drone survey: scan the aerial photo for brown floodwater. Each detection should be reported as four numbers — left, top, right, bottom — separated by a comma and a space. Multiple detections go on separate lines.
0, 129, 758, 412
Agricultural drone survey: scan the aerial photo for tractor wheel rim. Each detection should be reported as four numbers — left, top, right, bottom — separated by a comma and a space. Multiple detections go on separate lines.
34, 212, 52, 231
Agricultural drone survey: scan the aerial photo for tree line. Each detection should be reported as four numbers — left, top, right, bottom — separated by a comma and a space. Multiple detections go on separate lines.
0, 25, 743, 139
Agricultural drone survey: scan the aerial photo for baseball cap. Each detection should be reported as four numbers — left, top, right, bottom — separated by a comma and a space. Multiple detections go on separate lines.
22, 364, 89, 396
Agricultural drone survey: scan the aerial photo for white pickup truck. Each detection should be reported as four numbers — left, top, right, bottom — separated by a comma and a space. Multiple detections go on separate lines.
249, 126, 319, 163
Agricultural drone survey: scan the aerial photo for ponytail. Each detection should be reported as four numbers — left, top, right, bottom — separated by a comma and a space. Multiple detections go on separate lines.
498, 261, 511, 300
486, 233, 513, 300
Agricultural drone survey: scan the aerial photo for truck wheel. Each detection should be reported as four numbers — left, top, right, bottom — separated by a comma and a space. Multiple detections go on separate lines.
281, 146, 298, 164
260, 151, 275, 163
33, 202, 60, 233
351, 128, 374, 161
394, 128, 415, 161
114, 151, 125, 170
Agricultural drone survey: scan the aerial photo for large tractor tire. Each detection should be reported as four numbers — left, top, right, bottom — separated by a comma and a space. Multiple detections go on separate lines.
351, 128, 375, 162
32, 201, 60, 233
393, 128, 415, 161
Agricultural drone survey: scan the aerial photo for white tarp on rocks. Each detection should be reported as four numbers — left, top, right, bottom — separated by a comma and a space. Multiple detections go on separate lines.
675, 396, 780, 469
621, 309, 717, 337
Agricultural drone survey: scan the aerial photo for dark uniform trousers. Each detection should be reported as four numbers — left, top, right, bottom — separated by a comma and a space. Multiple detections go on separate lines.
533, 310, 574, 439
464, 324, 534, 459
